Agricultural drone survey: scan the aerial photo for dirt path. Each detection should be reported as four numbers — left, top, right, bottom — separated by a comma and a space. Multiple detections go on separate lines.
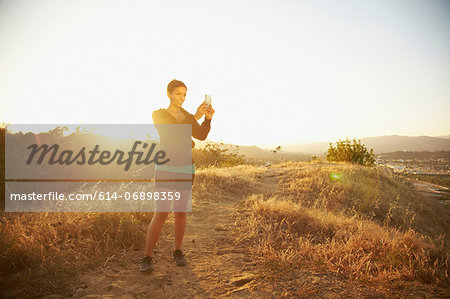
66, 169, 278, 298
65, 166, 448, 298
71, 201, 259, 298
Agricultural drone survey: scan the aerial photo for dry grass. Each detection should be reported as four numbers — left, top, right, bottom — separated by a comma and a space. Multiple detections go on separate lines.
233, 162, 450, 288
276, 161, 449, 240
193, 164, 266, 203
1, 161, 449, 296
236, 195, 448, 285
0, 212, 153, 296
0, 164, 265, 297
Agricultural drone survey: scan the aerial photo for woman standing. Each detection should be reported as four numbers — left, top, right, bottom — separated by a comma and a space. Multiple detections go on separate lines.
140, 79, 215, 272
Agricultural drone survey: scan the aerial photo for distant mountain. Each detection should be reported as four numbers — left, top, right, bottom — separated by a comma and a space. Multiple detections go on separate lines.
360, 135, 450, 154
282, 135, 450, 155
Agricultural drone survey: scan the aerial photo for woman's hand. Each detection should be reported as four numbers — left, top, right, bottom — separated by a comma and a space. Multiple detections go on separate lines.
194, 102, 208, 121
205, 105, 215, 120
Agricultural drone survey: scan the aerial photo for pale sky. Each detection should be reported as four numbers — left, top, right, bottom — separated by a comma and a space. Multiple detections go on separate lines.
1, 0, 449, 148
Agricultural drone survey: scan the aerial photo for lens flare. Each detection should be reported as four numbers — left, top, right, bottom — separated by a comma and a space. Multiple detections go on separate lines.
330, 172, 342, 181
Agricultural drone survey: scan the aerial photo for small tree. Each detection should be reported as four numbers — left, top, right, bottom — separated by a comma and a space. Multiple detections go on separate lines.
271, 145, 282, 162
326, 138, 375, 167
271, 145, 282, 155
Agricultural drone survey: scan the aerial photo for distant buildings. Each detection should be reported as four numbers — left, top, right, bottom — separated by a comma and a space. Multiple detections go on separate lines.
375, 155, 450, 175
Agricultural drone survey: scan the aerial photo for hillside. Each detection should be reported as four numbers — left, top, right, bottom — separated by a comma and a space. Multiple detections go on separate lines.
0, 162, 449, 298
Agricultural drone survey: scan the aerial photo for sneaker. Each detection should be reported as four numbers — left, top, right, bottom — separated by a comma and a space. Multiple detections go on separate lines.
173, 249, 187, 266
139, 255, 154, 272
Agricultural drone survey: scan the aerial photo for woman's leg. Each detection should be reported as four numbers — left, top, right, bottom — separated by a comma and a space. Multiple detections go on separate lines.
174, 212, 186, 250
145, 211, 169, 257
173, 189, 192, 249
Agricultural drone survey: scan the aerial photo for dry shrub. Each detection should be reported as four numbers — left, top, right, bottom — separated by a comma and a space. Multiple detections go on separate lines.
192, 141, 246, 168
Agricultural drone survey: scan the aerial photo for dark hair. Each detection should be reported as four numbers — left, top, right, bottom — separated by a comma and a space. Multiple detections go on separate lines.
167, 79, 187, 93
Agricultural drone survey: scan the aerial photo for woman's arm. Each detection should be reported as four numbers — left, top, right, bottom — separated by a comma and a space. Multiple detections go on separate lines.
191, 118, 211, 141
192, 105, 214, 140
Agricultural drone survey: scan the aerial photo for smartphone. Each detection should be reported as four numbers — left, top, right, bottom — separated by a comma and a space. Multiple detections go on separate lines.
204, 94, 212, 107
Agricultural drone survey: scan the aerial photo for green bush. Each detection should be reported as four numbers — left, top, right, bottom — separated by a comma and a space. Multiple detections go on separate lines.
326, 138, 375, 166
